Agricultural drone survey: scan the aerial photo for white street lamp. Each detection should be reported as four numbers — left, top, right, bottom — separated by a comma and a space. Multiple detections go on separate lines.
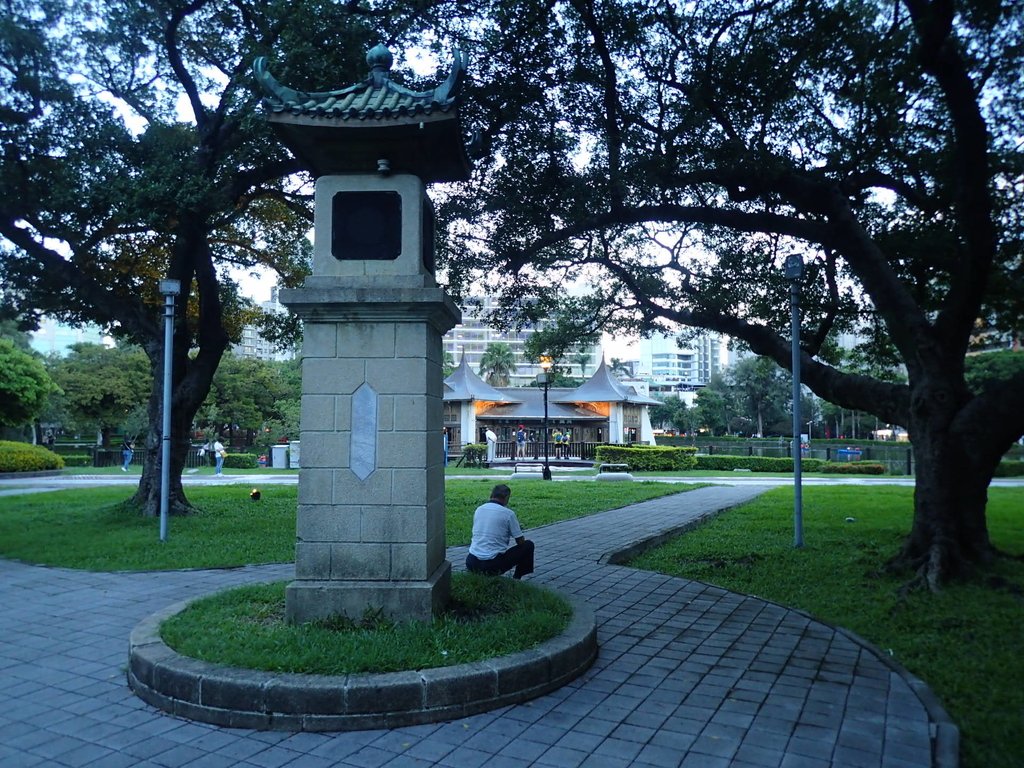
158, 279, 181, 542
784, 254, 804, 549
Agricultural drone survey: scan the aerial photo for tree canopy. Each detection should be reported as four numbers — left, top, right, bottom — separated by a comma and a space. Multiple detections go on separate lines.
477, 342, 517, 386
0, 0, 442, 514
729, 356, 791, 438
437, 0, 1024, 587
47, 343, 151, 444
0, 339, 57, 428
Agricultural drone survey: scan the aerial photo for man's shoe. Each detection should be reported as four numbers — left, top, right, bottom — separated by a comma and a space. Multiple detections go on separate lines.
121, 467, 127, 472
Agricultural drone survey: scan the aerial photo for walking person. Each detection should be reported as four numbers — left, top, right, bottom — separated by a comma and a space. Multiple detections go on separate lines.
466, 484, 535, 579
120, 437, 134, 472
201, 438, 227, 476
515, 425, 526, 458
212, 439, 226, 476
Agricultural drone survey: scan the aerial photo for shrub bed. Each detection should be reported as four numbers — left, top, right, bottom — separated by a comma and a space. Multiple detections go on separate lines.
694, 454, 825, 473
595, 445, 698, 471
0, 440, 65, 472
819, 461, 886, 475
994, 460, 1024, 478
462, 443, 487, 466
223, 453, 258, 469
61, 454, 93, 467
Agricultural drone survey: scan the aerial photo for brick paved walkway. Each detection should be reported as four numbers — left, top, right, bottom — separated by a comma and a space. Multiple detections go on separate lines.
0, 484, 956, 767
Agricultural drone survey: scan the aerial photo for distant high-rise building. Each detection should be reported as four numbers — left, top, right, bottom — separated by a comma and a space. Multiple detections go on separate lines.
30, 318, 112, 357
638, 334, 698, 385
631, 330, 726, 391
233, 287, 294, 361
442, 295, 599, 386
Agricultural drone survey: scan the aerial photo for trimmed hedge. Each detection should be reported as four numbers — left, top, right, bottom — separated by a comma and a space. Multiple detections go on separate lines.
224, 453, 258, 469
0, 440, 65, 473
819, 461, 886, 475
694, 454, 826, 473
994, 461, 1024, 478
594, 445, 698, 471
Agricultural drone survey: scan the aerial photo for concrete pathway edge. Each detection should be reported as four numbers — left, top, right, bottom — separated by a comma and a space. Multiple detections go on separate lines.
829, 623, 960, 768
595, 496, 961, 768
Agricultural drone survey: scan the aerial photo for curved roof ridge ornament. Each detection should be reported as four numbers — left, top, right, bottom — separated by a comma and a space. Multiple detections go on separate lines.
253, 41, 472, 181
433, 49, 466, 102
253, 46, 466, 111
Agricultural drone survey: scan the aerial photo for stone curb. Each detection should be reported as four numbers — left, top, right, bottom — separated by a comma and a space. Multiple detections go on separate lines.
831, 625, 960, 768
128, 589, 597, 731
598, 503, 737, 565
0, 470, 63, 479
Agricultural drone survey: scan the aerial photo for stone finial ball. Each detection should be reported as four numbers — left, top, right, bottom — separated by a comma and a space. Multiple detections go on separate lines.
367, 44, 394, 70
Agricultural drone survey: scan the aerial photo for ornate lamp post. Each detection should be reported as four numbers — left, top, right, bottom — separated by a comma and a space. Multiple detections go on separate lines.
537, 355, 553, 481
157, 278, 180, 542
784, 254, 804, 548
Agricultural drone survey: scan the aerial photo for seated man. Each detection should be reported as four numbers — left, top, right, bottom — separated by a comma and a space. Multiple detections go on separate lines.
466, 484, 535, 579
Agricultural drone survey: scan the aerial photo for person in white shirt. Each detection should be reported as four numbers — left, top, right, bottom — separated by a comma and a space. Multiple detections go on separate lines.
485, 428, 498, 464
466, 484, 535, 579
201, 439, 227, 476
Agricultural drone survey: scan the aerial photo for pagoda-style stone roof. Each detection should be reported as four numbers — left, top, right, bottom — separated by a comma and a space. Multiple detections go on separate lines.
253, 44, 471, 181
443, 356, 522, 404
553, 359, 662, 406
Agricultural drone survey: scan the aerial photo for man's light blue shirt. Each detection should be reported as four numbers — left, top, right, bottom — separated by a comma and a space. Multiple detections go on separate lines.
468, 501, 524, 559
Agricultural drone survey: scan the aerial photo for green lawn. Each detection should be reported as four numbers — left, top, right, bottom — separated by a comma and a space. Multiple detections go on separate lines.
629, 486, 1024, 768
0, 480, 695, 571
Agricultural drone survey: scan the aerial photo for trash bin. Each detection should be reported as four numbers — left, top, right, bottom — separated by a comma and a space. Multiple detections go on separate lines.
271, 444, 289, 469
288, 441, 301, 469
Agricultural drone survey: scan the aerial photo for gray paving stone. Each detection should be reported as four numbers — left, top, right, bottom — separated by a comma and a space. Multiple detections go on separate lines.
0, 483, 951, 768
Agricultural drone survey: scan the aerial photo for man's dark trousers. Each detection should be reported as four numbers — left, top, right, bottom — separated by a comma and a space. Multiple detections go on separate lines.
466, 540, 535, 579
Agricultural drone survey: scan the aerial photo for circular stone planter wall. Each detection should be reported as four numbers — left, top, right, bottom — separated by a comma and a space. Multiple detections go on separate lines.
127, 592, 597, 731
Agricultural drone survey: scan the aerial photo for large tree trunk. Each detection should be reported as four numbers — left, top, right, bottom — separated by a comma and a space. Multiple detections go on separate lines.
129, 222, 230, 517
132, 333, 205, 517
887, 375, 998, 590
132, 375, 196, 517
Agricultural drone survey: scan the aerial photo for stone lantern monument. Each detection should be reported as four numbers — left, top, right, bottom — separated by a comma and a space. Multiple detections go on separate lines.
254, 44, 470, 623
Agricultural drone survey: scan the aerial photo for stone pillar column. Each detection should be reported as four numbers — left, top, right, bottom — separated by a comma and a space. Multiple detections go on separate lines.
281, 284, 459, 623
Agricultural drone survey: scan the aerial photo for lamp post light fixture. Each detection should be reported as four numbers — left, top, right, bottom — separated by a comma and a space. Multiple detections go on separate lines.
537, 355, 553, 481
784, 254, 804, 549
158, 278, 181, 542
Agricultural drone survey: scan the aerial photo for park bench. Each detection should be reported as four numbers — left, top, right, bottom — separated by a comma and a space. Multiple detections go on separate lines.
511, 463, 546, 479
596, 463, 633, 481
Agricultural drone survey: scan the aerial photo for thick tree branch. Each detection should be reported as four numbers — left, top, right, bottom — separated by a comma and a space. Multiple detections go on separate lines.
903, 0, 997, 350
953, 371, 1024, 471
512, 203, 836, 258
570, 0, 625, 206
216, 158, 307, 206
0, 219, 159, 340
599, 254, 909, 421
165, 0, 212, 133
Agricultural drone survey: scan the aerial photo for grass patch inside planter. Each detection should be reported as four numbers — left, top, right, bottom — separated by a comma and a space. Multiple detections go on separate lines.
160, 572, 572, 675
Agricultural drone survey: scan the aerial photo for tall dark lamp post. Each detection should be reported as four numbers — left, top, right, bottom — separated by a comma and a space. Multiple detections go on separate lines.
784, 254, 804, 548
537, 355, 553, 480
158, 278, 181, 542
